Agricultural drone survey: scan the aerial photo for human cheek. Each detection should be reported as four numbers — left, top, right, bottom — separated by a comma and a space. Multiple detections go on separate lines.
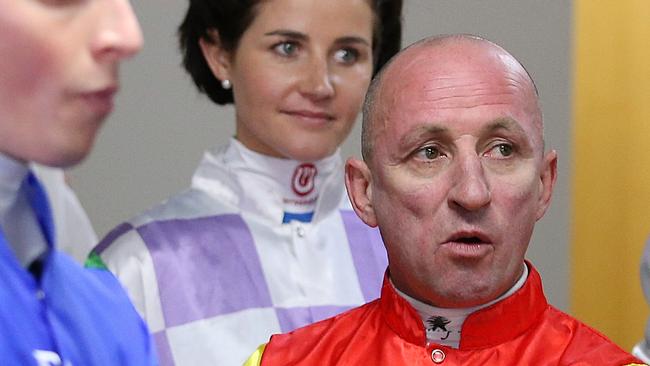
384, 172, 440, 223
375, 188, 425, 264
2, 29, 56, 98
332, 67, 370, 110
490, 171, 540, 227
17, 55, 64, 132
237, 66, 287, 119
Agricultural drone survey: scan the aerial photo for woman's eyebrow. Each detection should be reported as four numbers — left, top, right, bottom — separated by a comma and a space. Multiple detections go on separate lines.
264, 29, 308, 41
334, 36, 371, 47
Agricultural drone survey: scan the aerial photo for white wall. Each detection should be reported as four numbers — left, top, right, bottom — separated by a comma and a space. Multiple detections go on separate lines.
69, 0, 572, 310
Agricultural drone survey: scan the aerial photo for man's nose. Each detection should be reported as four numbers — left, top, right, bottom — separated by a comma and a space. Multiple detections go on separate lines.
448, 153, 491, 211
91, 0, 143, 62
298, 57, 335, 101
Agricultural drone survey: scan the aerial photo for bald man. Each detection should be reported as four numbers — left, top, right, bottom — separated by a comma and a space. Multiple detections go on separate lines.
243, 35, 643, 365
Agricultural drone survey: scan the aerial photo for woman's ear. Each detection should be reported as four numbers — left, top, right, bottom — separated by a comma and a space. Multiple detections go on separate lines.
345, 157, 377, 227
199, 29, 232, 82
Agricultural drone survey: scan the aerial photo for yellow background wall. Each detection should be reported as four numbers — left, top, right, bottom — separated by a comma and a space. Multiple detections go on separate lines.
572, 0, 650, 349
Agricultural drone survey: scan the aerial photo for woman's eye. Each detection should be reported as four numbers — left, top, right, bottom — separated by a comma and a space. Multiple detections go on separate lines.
334, 48, 359, 64
274, 42, 298, 57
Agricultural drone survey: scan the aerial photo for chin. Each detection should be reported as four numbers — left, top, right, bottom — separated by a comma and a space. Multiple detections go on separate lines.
284, 144, 338, 162
36, 140, 94, 168
34, 152, 86, 168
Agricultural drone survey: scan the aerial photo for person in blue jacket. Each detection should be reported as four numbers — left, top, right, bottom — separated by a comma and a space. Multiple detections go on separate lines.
0, 0, 157, 364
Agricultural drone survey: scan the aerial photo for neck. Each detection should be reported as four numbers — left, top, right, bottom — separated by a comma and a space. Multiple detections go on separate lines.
394, 263, 529, 348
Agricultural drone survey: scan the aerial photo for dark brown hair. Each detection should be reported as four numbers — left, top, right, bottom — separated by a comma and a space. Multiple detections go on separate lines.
178, 0, 403, 105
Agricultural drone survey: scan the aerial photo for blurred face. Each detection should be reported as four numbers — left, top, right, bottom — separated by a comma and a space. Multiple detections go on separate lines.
201, 0, 374, 161
0, 0, 142, 167
346, 40, 557, 308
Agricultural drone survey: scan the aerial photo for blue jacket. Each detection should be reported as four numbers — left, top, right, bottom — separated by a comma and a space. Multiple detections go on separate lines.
0, 172, 157, 365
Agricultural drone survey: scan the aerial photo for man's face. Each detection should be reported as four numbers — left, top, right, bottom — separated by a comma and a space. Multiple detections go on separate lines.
349, 40, 556, 308
0, 0, 142, 167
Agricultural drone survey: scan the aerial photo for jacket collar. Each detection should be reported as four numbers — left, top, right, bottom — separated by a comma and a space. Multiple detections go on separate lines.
380, 261, 548, 349
191, 139, 346, 224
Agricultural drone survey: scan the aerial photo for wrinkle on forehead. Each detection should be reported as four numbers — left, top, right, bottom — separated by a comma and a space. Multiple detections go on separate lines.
422, 76, 528, 96
371, 38, 543, 153
397, 60, 534, 102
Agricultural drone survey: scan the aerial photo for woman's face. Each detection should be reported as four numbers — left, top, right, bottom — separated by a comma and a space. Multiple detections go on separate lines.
0, 0, 142, 167
202, 0, 374, 161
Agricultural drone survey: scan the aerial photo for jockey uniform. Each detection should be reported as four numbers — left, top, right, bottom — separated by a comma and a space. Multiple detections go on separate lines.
90, 139, 387, 365
245, 263, 644, 366
0, 154, 156, 365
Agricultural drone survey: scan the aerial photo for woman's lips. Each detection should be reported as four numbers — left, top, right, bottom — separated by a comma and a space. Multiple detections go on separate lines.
282, 109, 335, 124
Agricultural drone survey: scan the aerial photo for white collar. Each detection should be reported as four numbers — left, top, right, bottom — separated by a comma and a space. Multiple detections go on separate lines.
0, 153, 49, 268
192, 138, 345, 224
0, 153, 29, 215
394, 263, 529, 348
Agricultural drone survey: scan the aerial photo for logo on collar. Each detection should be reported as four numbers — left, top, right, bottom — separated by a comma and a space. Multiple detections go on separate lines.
292, 163, 317, 196
426, 316, 452, 340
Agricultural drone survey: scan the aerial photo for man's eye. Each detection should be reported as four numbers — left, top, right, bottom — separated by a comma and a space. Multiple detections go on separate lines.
486, 143, 514, 159
417, 146, 441, 160
273, 42, 298, 56
497, 144, 513, 157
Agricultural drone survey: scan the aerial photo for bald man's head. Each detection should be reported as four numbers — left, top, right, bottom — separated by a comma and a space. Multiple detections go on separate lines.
345, 34, 557, 308
361, 34, 543, 164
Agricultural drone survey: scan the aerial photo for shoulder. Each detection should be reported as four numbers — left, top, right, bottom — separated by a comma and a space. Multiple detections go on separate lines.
94, 187, 235, 266
54, 251, 141, 315
545, 306, 643, 364
90, 188, 247, 323
92, 220, 151, 281
263, 301, 380, 364
46, 252, 157, 364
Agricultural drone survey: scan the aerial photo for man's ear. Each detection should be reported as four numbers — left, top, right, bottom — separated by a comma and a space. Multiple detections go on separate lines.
536, 149, 558, 220
345, 157, 377, 227
198, 29, 232, 82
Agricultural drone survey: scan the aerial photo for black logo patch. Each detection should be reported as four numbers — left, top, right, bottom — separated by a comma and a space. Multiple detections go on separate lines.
426, 316, 452, 340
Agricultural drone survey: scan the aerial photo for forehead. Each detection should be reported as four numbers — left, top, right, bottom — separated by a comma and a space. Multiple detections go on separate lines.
374, 41, 541, 145
251, 0, 373, 35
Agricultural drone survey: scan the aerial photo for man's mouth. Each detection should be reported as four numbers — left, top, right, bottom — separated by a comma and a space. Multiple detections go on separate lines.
446, 231, 492, 245
454, 236, 484, 244
441, 231, 493, 258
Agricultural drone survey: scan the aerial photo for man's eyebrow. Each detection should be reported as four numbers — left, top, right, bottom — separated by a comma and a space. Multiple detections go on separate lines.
398, 124, 448, 147
395, 118, 528, 150
483, 118, 527, 136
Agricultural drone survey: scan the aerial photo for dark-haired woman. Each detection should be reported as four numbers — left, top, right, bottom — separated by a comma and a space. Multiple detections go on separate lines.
89, 0, 402, 364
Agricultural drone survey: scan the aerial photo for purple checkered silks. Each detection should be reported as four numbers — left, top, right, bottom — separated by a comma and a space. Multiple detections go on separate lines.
341, 211, 387, 302
139, 215, 272, 327
95, 222, 133, 254
153, 331, 174, 366
93, 141, 388, 365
